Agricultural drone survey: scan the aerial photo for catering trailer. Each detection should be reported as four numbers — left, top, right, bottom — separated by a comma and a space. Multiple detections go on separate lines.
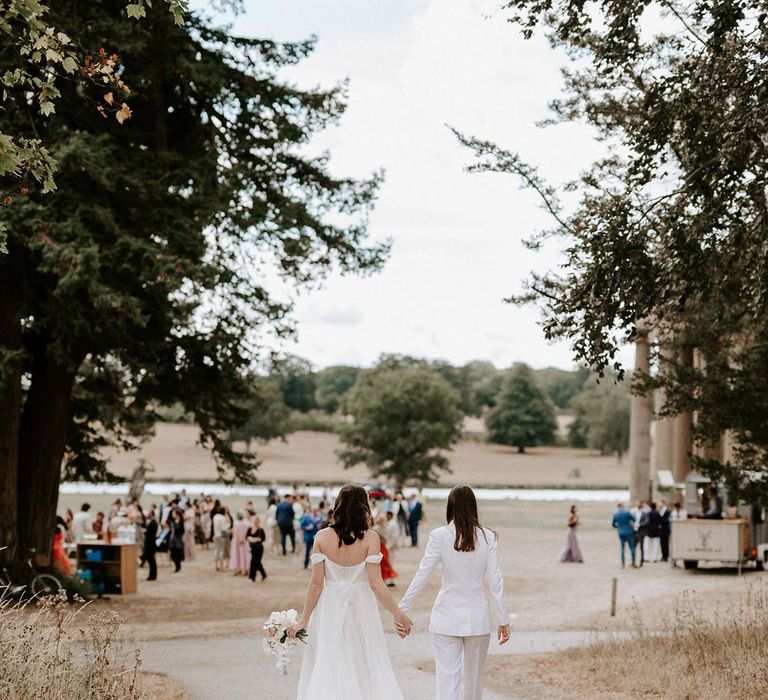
671, 473, 768, 573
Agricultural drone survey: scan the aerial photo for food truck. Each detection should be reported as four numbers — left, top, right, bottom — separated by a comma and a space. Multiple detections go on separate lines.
670, 473, 768, 573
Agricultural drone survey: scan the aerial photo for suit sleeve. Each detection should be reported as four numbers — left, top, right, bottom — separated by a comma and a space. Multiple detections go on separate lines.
399, 529, 441, 616
486, 531, 510, 626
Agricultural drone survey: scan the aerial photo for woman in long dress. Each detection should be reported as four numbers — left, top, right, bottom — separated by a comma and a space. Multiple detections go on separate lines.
289, 484, 412, 700
229, 510, 251, 576
559, 504, 584, 563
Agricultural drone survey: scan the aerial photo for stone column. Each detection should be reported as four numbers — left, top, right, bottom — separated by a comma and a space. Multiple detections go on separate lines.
629, 334, 653, 502
651, 343, 675, 478
671, 346, 693, 482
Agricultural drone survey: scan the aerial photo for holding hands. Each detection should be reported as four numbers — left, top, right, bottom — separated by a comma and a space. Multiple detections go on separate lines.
394, 609, 412, 638
497, 624, 510, 645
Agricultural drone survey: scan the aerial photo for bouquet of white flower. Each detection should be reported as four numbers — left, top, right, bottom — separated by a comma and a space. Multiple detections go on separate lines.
262, 609, 308, 675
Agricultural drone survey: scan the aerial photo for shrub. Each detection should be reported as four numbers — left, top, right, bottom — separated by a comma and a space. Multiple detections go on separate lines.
0, 594, 143, 699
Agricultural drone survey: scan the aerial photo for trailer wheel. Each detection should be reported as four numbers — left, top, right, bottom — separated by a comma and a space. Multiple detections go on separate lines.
683, 560, 698, 570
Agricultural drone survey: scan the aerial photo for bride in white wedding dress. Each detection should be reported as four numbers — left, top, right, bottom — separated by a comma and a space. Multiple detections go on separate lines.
289, 484, 412, 699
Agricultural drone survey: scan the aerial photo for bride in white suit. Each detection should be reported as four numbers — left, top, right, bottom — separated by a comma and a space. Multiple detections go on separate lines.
399, 485, 510, 700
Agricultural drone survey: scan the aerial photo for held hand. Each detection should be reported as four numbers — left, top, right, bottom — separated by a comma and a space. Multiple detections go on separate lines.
497, 624, 510, 645
394, 611, 413, 639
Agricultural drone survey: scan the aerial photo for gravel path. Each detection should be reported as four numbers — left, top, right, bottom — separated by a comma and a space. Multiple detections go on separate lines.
139, 629, 605, 700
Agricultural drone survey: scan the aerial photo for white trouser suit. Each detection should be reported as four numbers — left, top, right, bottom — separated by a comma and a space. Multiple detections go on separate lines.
400, 525, 510, 700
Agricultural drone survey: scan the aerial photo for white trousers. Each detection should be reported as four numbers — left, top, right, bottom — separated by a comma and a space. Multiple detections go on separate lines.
644, 536, 660, 562
431, 633, 491, 700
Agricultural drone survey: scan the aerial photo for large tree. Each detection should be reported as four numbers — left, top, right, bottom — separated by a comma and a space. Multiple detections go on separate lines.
485, 364, 557, 453
0, 0, 188, 252
568, 378, 630, 461
338, 357, 463, 483
314, 365, 359, 414
0, 1, 387, 562
228, 376, 291, 454
458, 0, 768, 499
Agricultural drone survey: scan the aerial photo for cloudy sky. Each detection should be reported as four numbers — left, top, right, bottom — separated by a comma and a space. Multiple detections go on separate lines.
211, 0, 635, 371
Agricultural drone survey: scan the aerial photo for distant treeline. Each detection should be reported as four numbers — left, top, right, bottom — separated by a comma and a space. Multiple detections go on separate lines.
158, 354, 631, 459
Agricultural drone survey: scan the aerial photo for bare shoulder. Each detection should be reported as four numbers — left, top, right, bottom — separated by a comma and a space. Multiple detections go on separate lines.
314, 527, 336, 546
364, 529, 380, 544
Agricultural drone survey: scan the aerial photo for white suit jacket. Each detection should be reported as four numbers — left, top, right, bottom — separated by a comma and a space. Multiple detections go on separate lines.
399, 524, 509, 636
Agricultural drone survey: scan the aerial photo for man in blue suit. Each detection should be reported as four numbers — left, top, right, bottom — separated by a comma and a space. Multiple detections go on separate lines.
276, 494, 296, 556
612, 502, 637, 568
407, 493, 423, 547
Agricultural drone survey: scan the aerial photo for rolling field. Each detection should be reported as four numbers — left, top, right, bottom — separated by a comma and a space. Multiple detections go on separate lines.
96, 423, 628, 488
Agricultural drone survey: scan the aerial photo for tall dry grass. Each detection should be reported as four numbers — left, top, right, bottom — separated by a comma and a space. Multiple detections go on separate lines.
560, 585, 768, 699
0, 593, 143, 700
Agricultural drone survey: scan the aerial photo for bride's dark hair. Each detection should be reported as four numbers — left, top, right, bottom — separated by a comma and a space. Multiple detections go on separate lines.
446, 484, 487, 552
330, 484, 372, 546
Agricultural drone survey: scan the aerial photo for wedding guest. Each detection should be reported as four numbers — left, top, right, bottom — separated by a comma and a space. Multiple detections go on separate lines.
223, 506, 234, 561
169, 509, 185, 573
394, 492, 409, 546
229, 510, 251, 576
212, 506, 230, 572
644, 502, 662, 563
294, 496, 307, 561
92, 512, 105, 539
407, 493, 424, 547
385, 511, 400, 556
631, 500, 649, 566
63, 509, 75, 544
276, 494, 296, 555
659, 500, 672, 562
266, 496, 280, 555
374, 515, 398, 587
247, 515, 267, 582
612, 502, 637, 569
71, 503, 94, 542
183, 504, 196, 561
52, 517, 72, 576
144, 510, 158, 581
560, 504, 584, 563
300, 506, 321, 569
671, 502, 688, 521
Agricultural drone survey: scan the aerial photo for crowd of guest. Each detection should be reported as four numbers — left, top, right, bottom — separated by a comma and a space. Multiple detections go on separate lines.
610, 499, 686, 568
57, 483, 426, 587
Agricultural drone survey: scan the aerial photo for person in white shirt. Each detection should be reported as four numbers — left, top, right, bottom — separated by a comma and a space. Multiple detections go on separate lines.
399, 485, 510, 700
71, 503, 94, 542
212, 507, 230, 572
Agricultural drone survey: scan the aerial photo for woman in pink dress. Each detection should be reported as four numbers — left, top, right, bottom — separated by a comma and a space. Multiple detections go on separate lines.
229, 510, 251, 575
560, 504, 584, 563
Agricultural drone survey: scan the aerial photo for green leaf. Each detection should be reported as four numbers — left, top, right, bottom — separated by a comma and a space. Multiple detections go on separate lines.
39, 101, 55, 116
62, 56, 78, 74
126, 3, 146, 19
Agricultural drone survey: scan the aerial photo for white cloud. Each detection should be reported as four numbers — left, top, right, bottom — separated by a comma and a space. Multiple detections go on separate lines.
217, 0, 636, 371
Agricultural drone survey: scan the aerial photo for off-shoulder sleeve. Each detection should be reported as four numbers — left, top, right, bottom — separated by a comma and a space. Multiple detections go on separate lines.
365, 553, 383, 565
310, 553, 327, 566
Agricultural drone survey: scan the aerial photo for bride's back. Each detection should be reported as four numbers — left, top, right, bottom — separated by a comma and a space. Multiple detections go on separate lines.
314, 527, 374, 567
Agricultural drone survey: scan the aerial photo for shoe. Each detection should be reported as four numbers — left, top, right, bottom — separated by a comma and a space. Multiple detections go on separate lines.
147, 577, 156, 581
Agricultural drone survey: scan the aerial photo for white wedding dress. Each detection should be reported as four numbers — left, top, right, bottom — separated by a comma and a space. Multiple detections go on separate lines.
296, 552, 406, 700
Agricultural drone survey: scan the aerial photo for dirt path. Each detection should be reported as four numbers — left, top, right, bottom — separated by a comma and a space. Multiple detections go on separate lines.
138, 629, 611, 699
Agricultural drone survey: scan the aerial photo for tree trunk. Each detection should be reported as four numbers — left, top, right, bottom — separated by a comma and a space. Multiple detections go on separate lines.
0, 262, 22, 563
16, 346, 77, 563
517, 445, 525, 454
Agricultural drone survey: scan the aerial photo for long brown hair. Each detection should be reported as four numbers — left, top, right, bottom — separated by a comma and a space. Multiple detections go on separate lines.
446, 485, 484, 552
330, 484, 372, 546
